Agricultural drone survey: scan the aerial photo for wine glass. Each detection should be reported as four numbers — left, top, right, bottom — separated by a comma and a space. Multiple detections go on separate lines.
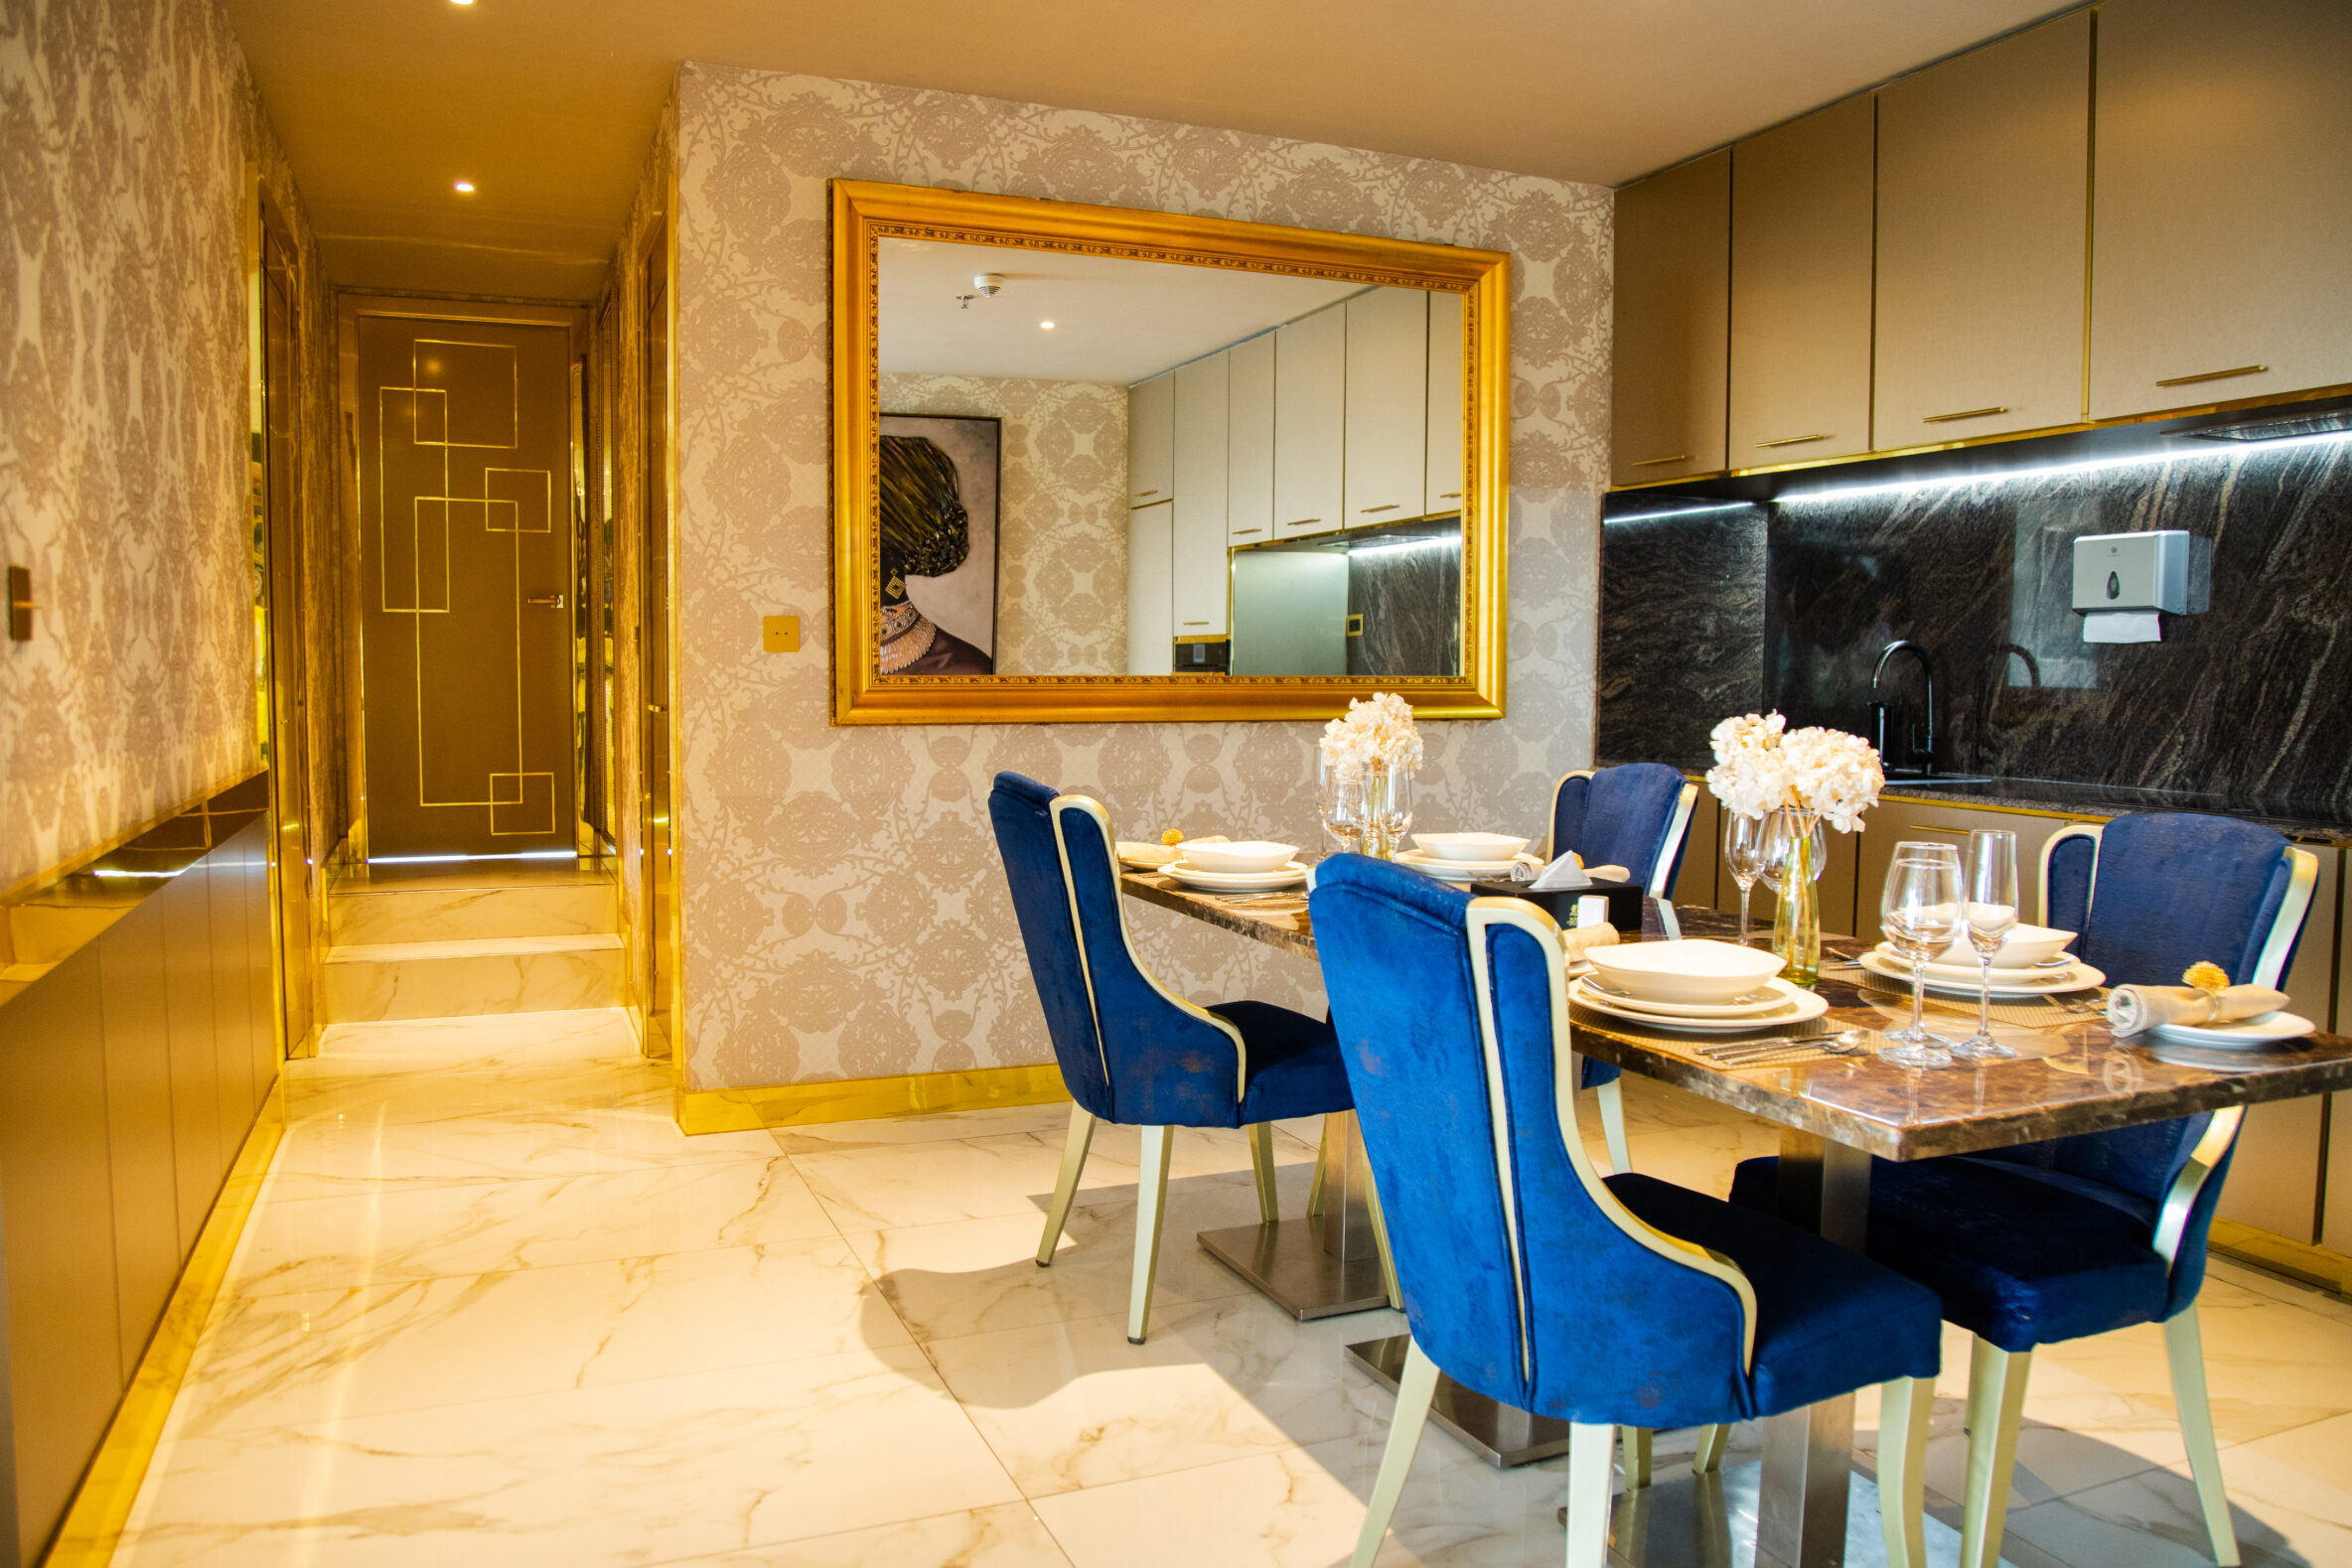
1316, 754, 1365, 857
1724, 812, 1767, 946
1955, 829, 2020, 1061
1878, 843, 1965, 1068
1366, 763, 1414, 858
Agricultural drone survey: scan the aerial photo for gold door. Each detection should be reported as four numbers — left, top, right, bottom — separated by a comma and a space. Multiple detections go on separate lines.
356, 312, 576, 858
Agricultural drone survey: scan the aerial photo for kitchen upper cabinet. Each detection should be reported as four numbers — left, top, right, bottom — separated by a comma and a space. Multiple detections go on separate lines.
1729, 97, 1875, 465
1125, 500, 1173, 674
1874, 13, 2089, 444
1127, 371, 1174, 506
1425, 291, 1466, 515
1226, 333, 1275, 545
1612, 151, 1729, 486
1273, 305, 1344, 538
2090, 0, 2352, 420
1171, 355, 1230, 639
1344, 287, 1428, 528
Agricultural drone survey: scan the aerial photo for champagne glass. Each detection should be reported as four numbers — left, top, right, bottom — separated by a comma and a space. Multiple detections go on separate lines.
1316, 754, 1365, 857
1724, 812, 1766, 946
1955, 829, 2020, 1061
1879, 843, 1965, 1068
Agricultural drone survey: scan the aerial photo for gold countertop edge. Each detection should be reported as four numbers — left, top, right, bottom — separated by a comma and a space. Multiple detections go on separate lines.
43, 1077, 286, 1567
1, 768, 268, 909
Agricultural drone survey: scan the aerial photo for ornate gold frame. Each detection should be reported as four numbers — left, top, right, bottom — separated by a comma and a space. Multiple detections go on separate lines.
829, 179, 1512, 724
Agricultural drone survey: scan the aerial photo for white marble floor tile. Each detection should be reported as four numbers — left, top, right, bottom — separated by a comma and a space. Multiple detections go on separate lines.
114, 1345, 1021, 1568
227, 1158, 839, 1296
791, 1130, 1148, 1231
768, 1101, 1084, 1153
266, 1102, 782, 1198
284, 1054, 670, 1126
660, 1502, 1073, 1566
308, 1007, 645, 1072
174, 1235, 910, 1439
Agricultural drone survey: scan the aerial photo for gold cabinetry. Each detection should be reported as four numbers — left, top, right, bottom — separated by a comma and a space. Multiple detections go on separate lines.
1874, 13, 2090, 443
1729, 97, 1876, 467
1611, 151, 1729, 487
2089, 0, 2352, 420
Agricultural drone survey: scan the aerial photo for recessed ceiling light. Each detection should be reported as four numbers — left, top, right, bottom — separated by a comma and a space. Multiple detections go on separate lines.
1040, 320, 1056, 330
453, 180, 475, 194
450, 0, 475, 7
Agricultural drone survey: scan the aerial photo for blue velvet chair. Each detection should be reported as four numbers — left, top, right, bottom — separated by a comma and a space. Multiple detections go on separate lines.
1728, 812, 2319, 1568
1547, 765, 1699, 1173
1310, 855, 1944, 1568
988, 772, 1355, 1344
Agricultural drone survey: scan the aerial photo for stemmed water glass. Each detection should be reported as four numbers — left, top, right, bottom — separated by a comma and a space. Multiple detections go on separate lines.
1317, 755, 1366, 857
1879, 843, 1965, 1068
1724, 812, 1767, 946
1955, 828, 2020, 1061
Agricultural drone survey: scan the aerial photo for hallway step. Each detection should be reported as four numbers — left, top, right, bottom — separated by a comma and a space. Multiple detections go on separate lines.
323, 933, 625, 1023
325, 856, 618, 945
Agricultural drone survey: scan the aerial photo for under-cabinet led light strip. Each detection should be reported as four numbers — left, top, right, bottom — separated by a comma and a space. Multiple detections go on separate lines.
1775, 428, 2352, 507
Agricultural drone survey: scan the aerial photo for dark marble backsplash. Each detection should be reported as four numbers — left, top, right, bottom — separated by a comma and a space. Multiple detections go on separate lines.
1349, 519, 1461, 678
1598, 436, 2352, 820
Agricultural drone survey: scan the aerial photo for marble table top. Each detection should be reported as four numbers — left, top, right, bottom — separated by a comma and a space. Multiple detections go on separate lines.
1119, 871, 2352, 1162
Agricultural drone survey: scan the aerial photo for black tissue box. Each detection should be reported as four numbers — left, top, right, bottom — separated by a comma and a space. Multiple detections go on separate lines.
1468, 877, 1646, 934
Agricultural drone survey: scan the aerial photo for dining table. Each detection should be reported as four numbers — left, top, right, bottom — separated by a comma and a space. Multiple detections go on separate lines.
1119, 863, 2352, 1568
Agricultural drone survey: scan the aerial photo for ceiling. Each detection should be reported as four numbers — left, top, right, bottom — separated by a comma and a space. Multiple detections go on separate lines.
879, 239, 1370, 384
224, 0, 2079, 302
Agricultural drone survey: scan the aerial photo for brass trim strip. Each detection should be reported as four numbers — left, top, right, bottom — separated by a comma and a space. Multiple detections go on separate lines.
2211, 1218, 2352, 1299
45, 1081, 288, 1566
2156, 364, 2268, 388
675, 1063, 1071, 1134
1755, 433, 1830, 448
1631, 454, 1691, 468
1922, 406, 2008, 423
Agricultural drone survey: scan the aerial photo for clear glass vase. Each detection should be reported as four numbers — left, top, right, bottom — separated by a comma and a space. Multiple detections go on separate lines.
1363, 763, 1414, 860
1768, 808, 1824, 988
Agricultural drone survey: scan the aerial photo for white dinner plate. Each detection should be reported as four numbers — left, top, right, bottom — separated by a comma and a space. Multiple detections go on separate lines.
1396, 849, 1541, 882
1873, 942, 2074, 985
2150, 1010, 2315, 1049
1163, 860, 1308, 891
1570, 977, 1830, 1034
1858, 949, 2105, 997
1575, 975, 1805, 1019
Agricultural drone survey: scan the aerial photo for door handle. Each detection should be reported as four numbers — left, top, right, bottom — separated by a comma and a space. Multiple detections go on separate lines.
524, 594, 565, 609
647, 704, 666, 714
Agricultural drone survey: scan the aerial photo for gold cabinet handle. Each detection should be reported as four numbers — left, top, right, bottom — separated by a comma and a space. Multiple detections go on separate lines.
1631, 454, 1690, 467
1359, 503, 1402, 514
1756, 433, 1830, 449
1282, 518, 1323, 528
523, 594, 565, 609
1133, 489, 1162, 499
1232, 528, 1262, 536
1923, 406, 2008, 424
2156, 364, 2268, 388
1437, 492, 1462, 499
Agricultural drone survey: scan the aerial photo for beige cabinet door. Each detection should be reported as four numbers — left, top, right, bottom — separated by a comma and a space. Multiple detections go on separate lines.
1730, 97, 1875, 465
1343, 287, 1427, 527
1172, 355, 1230, 639
1874, 13, 2090, 445
2090, 0, 2352, 419
1127, 371, 1174, 506
2327, 905, 2352, 1253
1856, 799, 2082, 935
1273, 305, 1345, 537
1125, 499, 1173, 675
1424, 290, 1465, 515
2222, 842, 2336, 1242
1612, 150, 1729, 486
1226, 333, 1274, 545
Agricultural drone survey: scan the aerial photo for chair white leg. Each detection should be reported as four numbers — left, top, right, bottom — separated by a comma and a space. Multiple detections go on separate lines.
1247, 1122, 1279, 1224
2164, 1308, 2241, 1566
1036, 1103, 1096, 1267
1307, 1114, 1332, 1220
1877, 1374, 1935, 1568
1349, 1337, 1440, 1568
1564, 1421, 1617, 1568
1621, 1426, 1653, 1489
1127, 1125, 1174, 1344
1959, 1338, 2034, 1568
1690, 1422, 1729, 1475
1595, 1077, 1632, 1174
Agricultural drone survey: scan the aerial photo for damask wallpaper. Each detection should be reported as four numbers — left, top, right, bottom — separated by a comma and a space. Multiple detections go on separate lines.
671, 66, 1609, 1093
0, 0, 334, 892
878, 371, 1128, 677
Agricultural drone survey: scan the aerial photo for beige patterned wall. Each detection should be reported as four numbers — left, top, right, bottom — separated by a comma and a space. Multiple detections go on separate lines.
672, 67, 1608, 1093
878, 371, 1128, 677
0, 0, 335, 892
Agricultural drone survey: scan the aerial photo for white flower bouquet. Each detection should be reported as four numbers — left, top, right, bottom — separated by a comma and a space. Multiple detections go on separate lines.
1704, 711, 1882, 832
1319, 691, 1423, 784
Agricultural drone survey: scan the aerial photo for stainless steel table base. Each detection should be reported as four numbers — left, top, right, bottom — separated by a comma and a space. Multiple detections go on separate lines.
1347, 1334, 1574, 1468
1580, 1463, 1998, 1568
1199, 1110, 1395, 1321
1760, 1131, 1875, 1568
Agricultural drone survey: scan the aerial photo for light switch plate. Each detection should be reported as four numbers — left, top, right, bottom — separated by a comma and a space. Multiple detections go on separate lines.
762, 614, 799, 653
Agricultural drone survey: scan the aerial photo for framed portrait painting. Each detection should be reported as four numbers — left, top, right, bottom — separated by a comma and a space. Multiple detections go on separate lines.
876, 413, 1000, 676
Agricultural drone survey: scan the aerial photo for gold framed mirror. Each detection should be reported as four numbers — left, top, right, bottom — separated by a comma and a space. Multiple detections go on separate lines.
829, 179, 1510, 724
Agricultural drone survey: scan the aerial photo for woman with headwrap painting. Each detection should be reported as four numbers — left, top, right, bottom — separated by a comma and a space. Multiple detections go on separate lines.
877, 434, 994, 675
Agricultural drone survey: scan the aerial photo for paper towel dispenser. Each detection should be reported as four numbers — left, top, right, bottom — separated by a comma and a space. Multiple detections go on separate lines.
2072, 530, 2191, 643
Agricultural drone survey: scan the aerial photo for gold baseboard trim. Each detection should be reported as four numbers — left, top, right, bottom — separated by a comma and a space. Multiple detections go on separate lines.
44, 1079, 288, 1567
675, 1063, 1070, 1135
2211, 1219, 2352, 1299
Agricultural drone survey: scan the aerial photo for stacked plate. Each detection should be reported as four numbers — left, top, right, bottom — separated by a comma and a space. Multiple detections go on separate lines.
1858, 946, 2105, 998
1571, 937, 1829, 1034
1396, 831, 1537, 883
1160, 839, 1308, 891
2150, 1010, 2315, 1049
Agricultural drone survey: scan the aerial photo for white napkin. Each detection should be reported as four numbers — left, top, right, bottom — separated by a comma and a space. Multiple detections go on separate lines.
1559, 922, 1619, 962
2107, 983, 2287, 1037
1529, 850, 1590, 892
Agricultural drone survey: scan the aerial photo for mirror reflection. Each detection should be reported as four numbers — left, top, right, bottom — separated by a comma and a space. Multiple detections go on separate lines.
876, 237, 1468, 680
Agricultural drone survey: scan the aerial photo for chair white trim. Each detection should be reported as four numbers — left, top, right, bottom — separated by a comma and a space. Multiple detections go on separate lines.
2035, 821, 2104, 928
2254, 846, 2318, 990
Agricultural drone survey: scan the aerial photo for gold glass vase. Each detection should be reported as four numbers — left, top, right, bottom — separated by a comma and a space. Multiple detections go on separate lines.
1770, 808, 1824, 988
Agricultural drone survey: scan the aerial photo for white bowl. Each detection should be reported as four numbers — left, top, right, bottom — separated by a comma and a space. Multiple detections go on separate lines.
1173, 839, 1298, 875
1583, 938, 1789, 1005
1412, 831, 1532, 863
1937, 922, 2077, 968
